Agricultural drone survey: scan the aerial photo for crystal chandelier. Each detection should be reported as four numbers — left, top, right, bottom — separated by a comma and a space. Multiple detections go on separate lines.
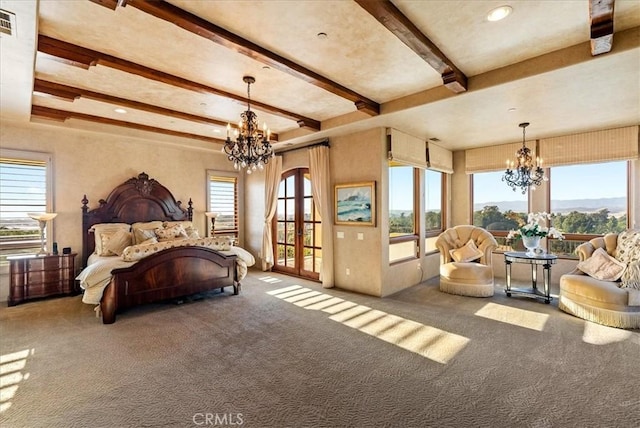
502, 122, 546, 194
223, 76, 274, 174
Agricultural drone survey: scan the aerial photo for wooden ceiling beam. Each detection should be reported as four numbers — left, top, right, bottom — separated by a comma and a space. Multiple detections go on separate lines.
37, 35, 319, 131
32, 79, 279, 141
103, 0, 379, 115
354, 0, 467, 93
31, 105, 225, 144
589, 0, 615, 55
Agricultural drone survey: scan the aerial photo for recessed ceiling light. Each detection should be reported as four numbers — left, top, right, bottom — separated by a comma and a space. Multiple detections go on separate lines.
487, 5, 512, 22
317, 32, 328, 40
262, 65, 270, 70
428, 137, 441, 142
114, 108, 127, 114
508, 107, 517, 112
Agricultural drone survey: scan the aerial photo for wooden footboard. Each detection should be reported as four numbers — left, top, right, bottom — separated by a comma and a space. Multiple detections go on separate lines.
100, 246, 238, 324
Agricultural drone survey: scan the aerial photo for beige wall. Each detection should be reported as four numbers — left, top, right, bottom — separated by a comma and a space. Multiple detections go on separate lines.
0, 119, 234, 301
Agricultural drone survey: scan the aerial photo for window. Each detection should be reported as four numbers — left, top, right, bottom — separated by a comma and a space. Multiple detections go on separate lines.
472, 170, 527, 248
472, 171, 526, 230
0, 151, 52, 263
549, 161, 628, 257
424, 169, 444, 252
207, 173, 239, 239
389, 165, 417, 263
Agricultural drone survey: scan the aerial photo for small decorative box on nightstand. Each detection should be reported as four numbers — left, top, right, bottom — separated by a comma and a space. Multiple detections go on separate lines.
7, 253, 77, 306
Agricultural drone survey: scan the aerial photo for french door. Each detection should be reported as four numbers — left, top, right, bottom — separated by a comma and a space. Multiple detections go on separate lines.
273, 168, 321, 281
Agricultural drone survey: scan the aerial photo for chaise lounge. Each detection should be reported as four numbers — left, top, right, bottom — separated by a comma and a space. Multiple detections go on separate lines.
559, 231, 640, 329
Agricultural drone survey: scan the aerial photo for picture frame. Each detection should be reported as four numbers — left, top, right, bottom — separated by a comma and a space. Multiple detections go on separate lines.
334, 181, 376, 226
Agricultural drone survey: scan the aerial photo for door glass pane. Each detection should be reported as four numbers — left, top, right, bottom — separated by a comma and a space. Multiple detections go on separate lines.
278, 180, 285, 198
303, 223, 312, 246
286, 223, 295, 244
277, 199, 285, 221
286, 176, 295, 197
285, 245, 294, 266
286, 199, 295, 220
303, 198, 312, 218
277, 222, 285, 243
276, 244, 285, 265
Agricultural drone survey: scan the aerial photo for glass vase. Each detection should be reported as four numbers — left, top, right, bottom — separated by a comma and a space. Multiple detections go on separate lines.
522, 235, 541, 257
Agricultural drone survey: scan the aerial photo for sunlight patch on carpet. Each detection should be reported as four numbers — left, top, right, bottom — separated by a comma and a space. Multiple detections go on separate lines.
259, 276, 283, 284
0, 349, 33, 413
268, 286, 469, 364
475, 302, 548, 331
582, 322, 635, 345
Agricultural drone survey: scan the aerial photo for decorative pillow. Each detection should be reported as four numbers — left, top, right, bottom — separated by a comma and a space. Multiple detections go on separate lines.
450, 239, 483, 263
615, 230, 640, 264
131, 221, 163, 245
90, 223, 130, 256
163, 221, 199, 239
155, 223, 188, 241
621, 260, 640, 289
101, 228, 132, 256
577, 247, 626, 281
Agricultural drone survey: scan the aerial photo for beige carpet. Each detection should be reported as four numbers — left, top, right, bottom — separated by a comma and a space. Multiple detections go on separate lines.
1, 271, 639, 428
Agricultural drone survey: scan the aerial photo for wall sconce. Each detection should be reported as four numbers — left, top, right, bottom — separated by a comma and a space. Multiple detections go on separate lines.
27, 212, 57, 255
205, 212, 219, 236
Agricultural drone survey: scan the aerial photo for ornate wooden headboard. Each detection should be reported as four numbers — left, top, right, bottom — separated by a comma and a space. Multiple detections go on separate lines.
81, 172, 193, 267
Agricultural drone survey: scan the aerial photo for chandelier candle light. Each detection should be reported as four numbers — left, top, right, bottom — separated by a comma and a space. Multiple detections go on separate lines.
502, 122, 546, 194
223, 76, 274, 174
506, 212, 564, 257
27, 212, 57, 256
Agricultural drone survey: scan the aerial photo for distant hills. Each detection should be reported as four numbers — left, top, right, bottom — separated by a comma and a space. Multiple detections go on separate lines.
473, 197, 626, 214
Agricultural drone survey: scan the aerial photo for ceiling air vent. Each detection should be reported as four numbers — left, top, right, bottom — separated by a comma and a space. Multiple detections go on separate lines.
0, 9, 17, 38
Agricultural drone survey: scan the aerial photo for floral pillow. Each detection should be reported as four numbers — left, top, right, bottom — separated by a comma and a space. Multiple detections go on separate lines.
155, 223, 188, 241
450, 239, 483, 263
577, 247, 626, 282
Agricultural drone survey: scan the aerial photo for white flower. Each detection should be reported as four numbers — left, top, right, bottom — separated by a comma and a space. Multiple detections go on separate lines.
507, 212, 564, 240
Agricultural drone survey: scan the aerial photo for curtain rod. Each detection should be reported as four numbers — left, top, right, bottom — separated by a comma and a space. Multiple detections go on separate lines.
274, 138, 330, 154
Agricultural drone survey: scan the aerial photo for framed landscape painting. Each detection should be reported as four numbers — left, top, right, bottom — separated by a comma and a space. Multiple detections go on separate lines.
334, 181, 376, 226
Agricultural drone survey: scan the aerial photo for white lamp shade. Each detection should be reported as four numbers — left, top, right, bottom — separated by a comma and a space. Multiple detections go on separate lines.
27, 212, 58, 221
205, 212, 219, 219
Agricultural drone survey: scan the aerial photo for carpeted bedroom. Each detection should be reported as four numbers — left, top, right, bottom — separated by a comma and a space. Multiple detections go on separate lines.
1, 270, 638, 427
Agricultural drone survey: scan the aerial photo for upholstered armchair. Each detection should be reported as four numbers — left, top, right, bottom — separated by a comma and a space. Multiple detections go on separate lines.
435, 225, 498, 297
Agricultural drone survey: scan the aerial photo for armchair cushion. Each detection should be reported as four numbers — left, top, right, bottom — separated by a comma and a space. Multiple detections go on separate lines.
449, 239, 483, 263
577, 247, 626, 281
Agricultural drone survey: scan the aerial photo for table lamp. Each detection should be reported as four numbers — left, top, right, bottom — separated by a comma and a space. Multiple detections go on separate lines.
27, 212, 57, 255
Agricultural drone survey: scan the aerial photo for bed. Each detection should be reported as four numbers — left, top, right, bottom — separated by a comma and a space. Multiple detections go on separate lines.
77, 172, 253, 324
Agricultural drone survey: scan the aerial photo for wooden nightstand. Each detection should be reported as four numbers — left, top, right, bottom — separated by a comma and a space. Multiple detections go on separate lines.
7, 253, 77, 306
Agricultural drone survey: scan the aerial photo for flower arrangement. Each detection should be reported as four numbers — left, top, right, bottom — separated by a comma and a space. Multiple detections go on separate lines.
506, 212, 564, 241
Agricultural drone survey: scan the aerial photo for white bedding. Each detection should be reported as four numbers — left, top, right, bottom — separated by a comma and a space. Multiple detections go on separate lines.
76, 245, 255, 305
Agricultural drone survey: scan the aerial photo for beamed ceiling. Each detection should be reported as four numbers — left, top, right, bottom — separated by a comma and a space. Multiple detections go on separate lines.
1, 0, 639, 151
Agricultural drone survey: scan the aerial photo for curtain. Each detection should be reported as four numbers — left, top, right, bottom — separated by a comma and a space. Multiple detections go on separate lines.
261, 156, 282, 271
309, 145, 334, 288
